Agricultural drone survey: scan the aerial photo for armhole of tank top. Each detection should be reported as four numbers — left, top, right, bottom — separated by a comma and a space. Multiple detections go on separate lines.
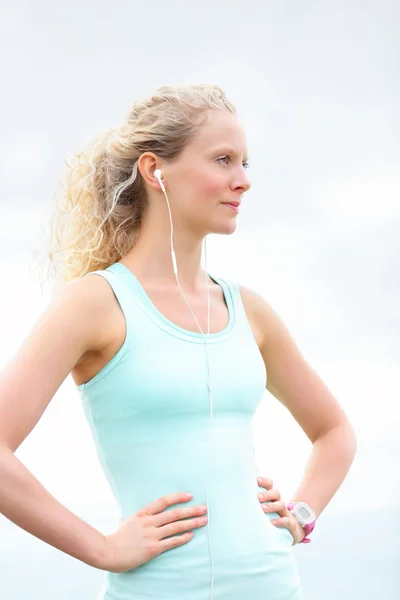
76, 270, 134, 391
222, 277, 260, 343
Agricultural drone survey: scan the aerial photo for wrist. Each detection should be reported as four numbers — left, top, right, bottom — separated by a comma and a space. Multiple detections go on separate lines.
91, 532, 112, 571
300, 523, 308, 542
287, 501, 316, 544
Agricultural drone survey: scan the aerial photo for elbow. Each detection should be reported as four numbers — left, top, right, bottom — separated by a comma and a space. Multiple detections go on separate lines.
316, 419, 358, 454
340, 418, 358, 448
0, 445, 14, 466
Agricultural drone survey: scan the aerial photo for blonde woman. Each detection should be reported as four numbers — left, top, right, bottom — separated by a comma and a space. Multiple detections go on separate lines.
0, 84, 357, 599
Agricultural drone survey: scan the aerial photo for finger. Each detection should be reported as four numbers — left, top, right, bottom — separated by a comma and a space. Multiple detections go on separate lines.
257, 476, 273, 489
160, 514, 208, 539
261, 500, 287, 514
157, 531, 195, 552
154, 504, 208, 527
137, 492, 193, 517
271, 516, 296, 537
258, 488, 281, 502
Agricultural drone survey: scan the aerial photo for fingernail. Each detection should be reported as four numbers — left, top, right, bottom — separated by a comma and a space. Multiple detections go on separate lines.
257, 492, 264, 500
271, 519, 278, 525
257, 477, 262, 484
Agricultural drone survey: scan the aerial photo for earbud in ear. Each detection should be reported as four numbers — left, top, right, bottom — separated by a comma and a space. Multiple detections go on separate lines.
154, 169, 166, 193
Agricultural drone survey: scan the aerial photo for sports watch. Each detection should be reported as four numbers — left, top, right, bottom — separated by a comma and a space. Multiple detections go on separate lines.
287, 501, 316, 543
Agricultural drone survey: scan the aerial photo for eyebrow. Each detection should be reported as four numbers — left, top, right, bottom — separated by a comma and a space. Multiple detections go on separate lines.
211, 146, 249, 162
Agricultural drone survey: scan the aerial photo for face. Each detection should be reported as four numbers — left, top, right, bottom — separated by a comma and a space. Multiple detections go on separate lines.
163, 110, 251, 237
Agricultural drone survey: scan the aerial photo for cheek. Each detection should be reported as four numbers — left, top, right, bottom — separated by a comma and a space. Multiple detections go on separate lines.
190, 168, 227, 199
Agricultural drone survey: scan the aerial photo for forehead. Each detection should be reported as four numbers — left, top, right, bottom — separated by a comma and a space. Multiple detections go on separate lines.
190, 110, 248, 156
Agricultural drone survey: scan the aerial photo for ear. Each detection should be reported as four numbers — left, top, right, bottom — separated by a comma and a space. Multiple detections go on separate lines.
137, 153, 164, 191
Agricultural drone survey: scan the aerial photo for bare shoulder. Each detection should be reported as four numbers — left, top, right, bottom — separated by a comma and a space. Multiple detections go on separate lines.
237, 283, 293, 350
56, 270, 115, 307
55, 273, 119, 350
236, 283, 275, 350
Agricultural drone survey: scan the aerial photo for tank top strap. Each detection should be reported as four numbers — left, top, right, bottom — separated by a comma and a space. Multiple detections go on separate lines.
211, 275, 257, 341
83, 267, 135, 346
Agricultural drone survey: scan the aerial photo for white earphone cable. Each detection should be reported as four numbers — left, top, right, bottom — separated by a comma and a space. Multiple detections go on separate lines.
156, 169, 215, 600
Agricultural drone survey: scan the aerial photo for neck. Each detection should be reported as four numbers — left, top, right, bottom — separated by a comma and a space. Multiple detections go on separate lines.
121, 225, 210, 294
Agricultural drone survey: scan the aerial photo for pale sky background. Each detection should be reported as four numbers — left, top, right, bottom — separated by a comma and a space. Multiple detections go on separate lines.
0, 0, 399, 563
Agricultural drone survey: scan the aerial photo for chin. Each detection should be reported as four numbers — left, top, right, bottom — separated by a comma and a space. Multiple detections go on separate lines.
210, 220, 238, 236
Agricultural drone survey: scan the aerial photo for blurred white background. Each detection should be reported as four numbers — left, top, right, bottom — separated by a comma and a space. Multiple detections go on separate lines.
0, 1, 399, 598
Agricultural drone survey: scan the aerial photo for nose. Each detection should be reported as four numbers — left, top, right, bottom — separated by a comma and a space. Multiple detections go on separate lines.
232, 171, 251, 194
242, 175, 251, 193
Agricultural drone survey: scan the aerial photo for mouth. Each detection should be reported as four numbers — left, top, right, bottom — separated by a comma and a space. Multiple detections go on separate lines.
222, 201, 240, 213
222, 201, 241, 208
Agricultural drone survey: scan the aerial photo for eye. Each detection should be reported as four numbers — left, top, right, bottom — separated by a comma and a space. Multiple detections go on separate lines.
217, 155, 250, 170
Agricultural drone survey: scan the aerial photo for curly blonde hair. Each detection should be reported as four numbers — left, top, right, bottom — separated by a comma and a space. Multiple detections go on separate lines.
39, 83, 236, 287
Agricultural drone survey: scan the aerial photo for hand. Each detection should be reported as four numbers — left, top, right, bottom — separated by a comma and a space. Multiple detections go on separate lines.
256, 476, 306, 546
101, 492, 208, 573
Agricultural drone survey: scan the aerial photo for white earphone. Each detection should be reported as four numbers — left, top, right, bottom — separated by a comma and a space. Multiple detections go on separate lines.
154, 168, 166, 193
154, 167, 215, 599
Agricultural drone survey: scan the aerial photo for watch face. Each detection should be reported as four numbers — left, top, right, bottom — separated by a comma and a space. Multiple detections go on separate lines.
299, 506, 311, 519
292, 502, 316, 525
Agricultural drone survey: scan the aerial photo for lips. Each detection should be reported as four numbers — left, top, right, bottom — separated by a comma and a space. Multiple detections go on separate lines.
222, 201, 241, 207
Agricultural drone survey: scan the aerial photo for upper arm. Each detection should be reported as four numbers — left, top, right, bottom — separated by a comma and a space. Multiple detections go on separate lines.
0, 275, 114, 452
239, 284, 350, 443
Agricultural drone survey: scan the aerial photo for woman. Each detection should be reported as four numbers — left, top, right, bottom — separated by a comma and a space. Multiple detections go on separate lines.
0, 84, 357, 599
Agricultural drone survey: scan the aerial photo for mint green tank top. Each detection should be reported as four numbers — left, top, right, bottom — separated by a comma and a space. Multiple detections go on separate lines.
76, 262, 303, 600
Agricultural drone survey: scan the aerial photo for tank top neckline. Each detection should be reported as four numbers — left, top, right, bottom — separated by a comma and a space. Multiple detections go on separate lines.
109, 261, 237, 343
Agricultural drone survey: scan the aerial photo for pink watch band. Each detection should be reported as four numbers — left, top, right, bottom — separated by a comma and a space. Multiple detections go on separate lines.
287, 502, 316, 543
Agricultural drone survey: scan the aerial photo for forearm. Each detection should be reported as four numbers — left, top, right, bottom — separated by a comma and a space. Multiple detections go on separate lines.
290, 423, 357, 519
0, 447, 108, 570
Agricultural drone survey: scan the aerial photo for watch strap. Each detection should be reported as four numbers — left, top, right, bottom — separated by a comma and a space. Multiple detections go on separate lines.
287, 501, 316, 543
